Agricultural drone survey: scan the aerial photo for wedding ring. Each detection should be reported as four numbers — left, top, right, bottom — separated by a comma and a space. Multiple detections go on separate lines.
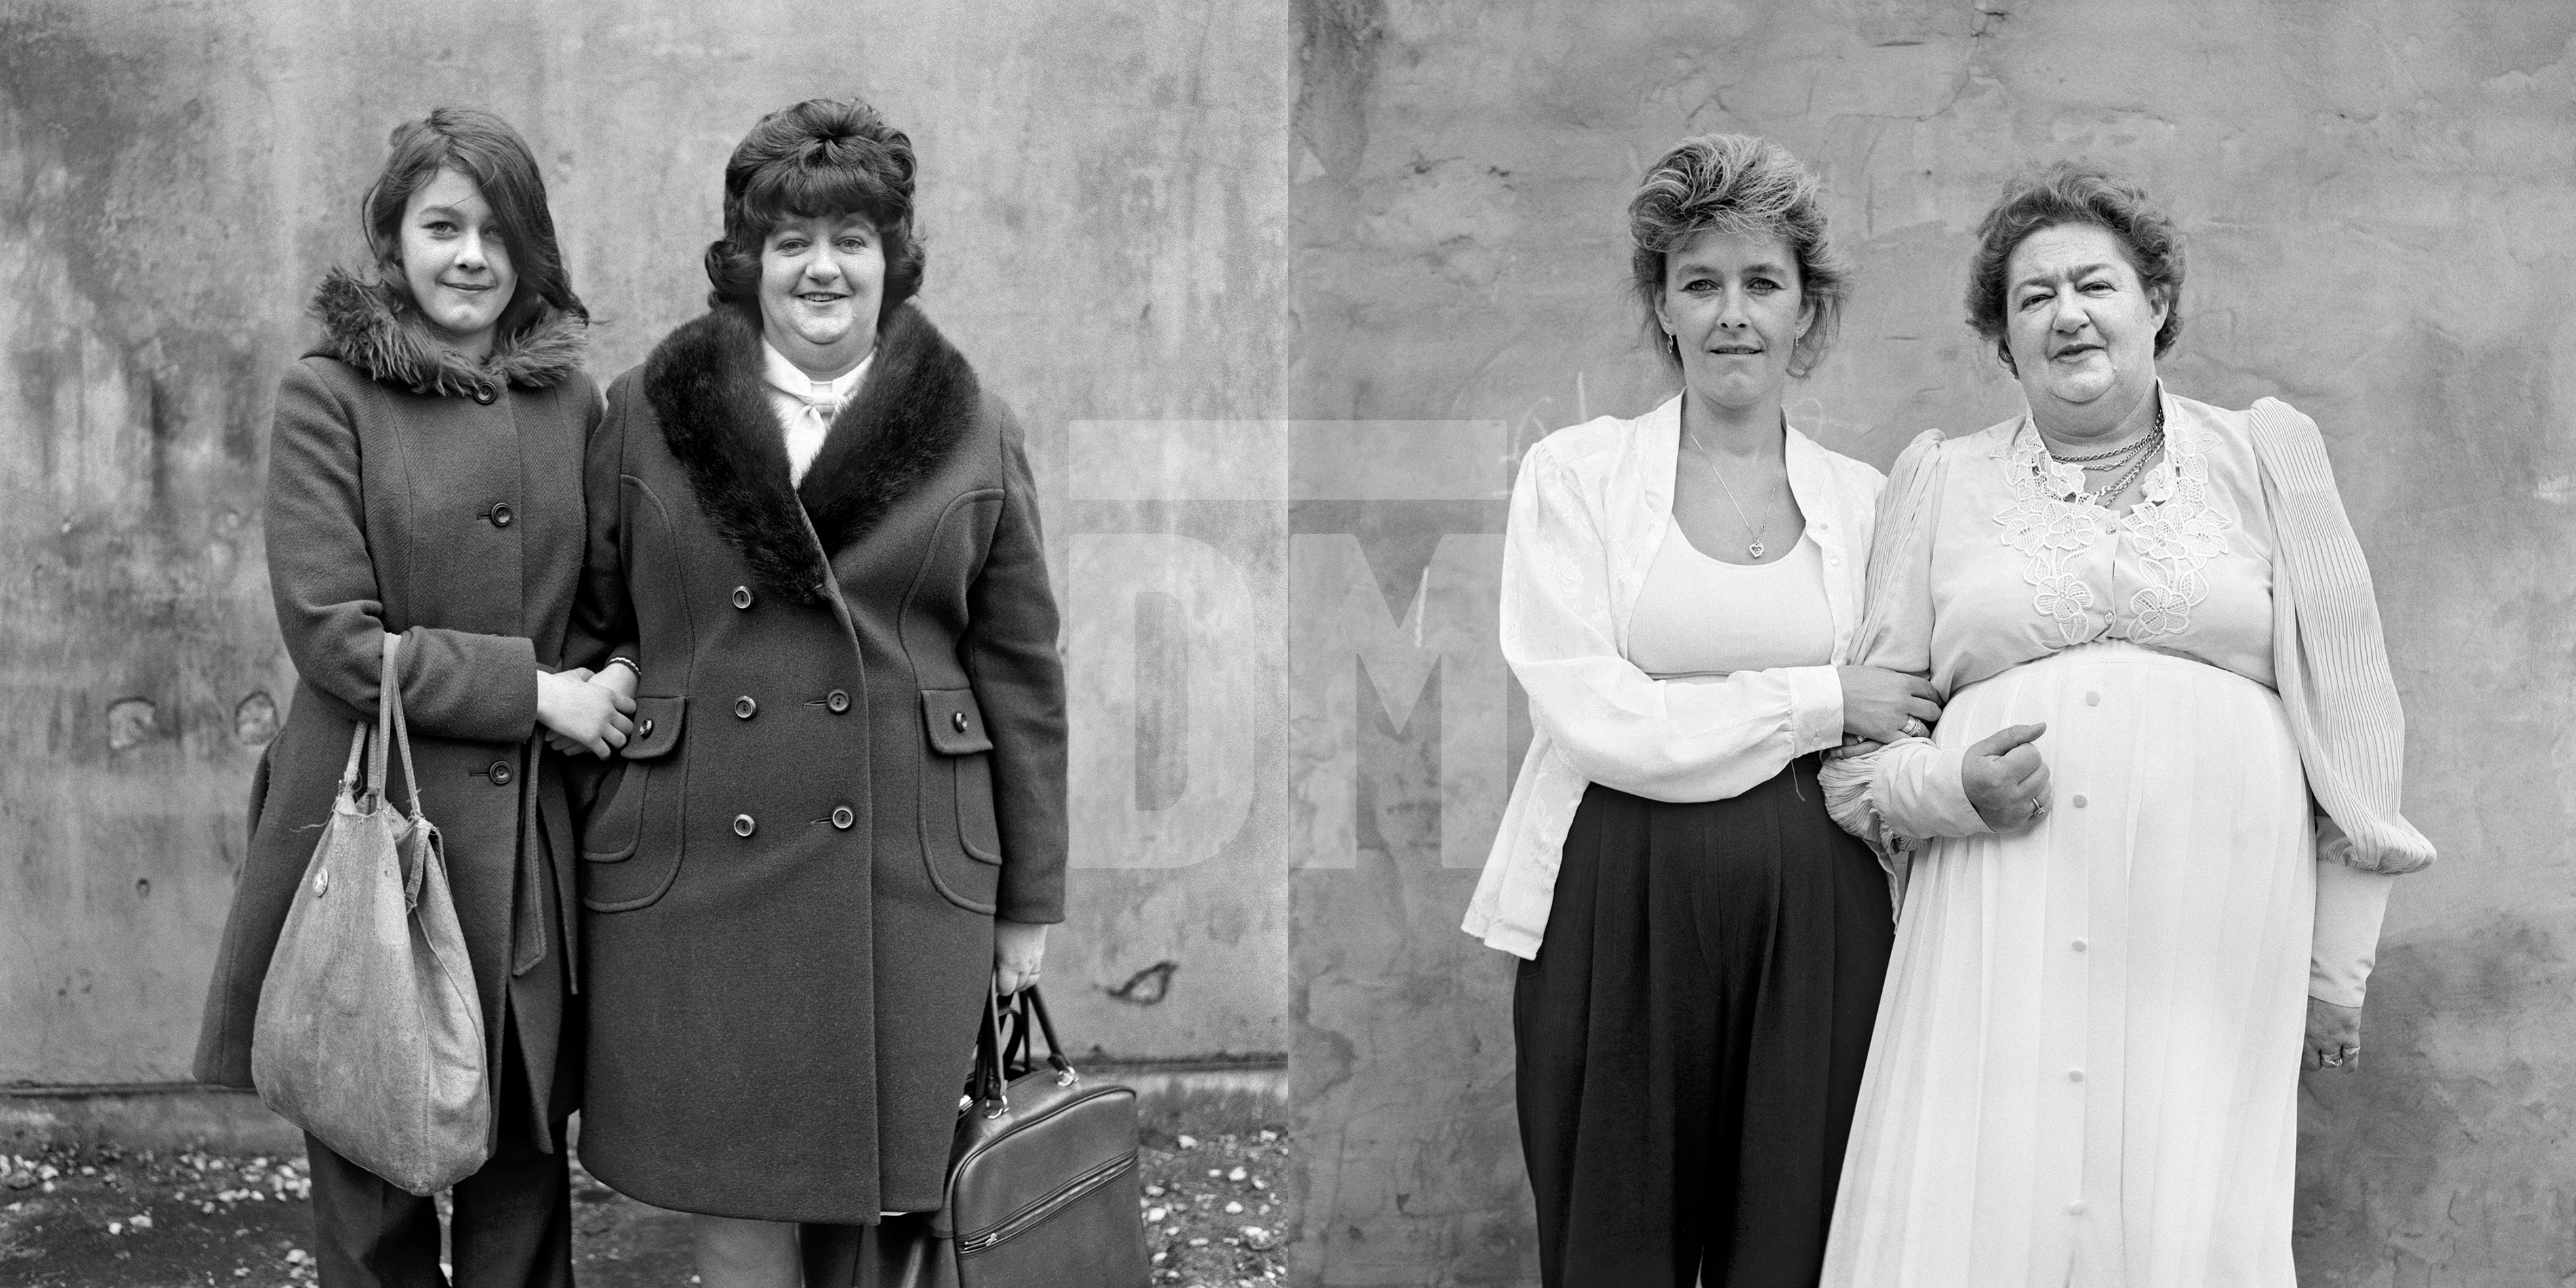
2030, 797, 2049, 820
2320, 1051, 2344, 1067
1901, 717, 1928, 740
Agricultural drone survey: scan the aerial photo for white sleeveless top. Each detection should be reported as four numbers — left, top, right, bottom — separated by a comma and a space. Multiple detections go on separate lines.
1626, 521, 1836, 679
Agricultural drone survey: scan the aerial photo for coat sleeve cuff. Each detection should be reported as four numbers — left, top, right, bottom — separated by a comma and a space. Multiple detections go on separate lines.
2310, 859, 2395, 1007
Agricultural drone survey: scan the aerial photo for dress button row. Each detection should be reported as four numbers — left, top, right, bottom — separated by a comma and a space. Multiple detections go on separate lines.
733, 813, 757, 838
735, 696, 759, 720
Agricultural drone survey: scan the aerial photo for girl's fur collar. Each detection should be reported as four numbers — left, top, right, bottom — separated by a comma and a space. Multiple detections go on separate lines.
642, 303, 983, 604
308, 268, 588, 397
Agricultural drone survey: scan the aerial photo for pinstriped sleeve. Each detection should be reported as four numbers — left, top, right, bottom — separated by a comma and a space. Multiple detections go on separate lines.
2249, 399, 2436, 877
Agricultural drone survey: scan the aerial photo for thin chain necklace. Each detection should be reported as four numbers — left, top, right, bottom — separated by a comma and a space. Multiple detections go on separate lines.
1683, 426, 1775, 559
2043, 399, 2163, 467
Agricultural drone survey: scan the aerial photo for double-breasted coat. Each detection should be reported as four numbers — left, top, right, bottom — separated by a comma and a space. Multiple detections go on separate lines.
196, 270, 597, 1148
567, 302, 1068, 1223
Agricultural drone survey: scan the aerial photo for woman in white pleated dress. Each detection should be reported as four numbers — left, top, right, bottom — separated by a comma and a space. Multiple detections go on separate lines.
1815, 167, 2434, 1286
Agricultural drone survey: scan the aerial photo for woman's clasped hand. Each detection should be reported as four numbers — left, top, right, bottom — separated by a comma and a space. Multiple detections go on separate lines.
535, 666, 636, 758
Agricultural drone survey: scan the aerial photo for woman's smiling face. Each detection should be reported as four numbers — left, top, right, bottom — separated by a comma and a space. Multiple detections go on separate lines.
399, 167, 516, 356
757, 212, 885, 376
1655, 229, 1810, 413
2003, 222, 2168, 426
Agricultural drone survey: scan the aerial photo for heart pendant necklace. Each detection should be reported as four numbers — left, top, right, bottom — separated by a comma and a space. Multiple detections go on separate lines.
1684, 426, 1770, 559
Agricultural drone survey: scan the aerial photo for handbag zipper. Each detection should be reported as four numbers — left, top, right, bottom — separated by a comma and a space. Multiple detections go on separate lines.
955, 1152, 1137, 1255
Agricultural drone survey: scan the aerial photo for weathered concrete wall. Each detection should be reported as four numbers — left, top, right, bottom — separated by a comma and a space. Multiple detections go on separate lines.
0, 0, 1295, 1081
1285, 1, 2576, 1283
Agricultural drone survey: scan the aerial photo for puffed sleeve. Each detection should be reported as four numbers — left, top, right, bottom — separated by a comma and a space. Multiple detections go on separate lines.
1501, 441, 1842, 804
1819, 431, 1990, 856
264, 363, 537, 740
963, 402, 1068, 925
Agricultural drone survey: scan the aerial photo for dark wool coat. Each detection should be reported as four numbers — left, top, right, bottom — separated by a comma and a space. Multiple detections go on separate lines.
195, 270, 597, 1150
566, 303, 1068, 1224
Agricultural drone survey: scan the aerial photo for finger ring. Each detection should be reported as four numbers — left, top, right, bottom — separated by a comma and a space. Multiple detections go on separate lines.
2320, 1051, 2343, 1067
1901, 717, 1927, 740
2030, 797, 2049, 820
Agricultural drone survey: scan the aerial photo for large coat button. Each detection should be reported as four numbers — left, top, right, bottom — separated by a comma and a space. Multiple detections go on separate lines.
488, 761, 514, 786
826, 689, 851, 714
488, 502, 514, 528
734, 696, 759, 719
732, 813, 757, 838
473, 388, 496, 405
951, 710, 969, 733
731, 586, 754, 610
831, 805, 855, 830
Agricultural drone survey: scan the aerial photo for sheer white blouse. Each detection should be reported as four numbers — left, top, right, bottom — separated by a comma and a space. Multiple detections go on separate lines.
1462, 395, 1887, 959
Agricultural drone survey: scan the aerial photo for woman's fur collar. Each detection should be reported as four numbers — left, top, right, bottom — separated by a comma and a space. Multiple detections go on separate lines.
642, 303, 983, 604
308, 268, 588, 397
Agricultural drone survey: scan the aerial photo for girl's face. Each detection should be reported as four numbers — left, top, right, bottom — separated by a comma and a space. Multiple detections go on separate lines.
399, 167, 517, 357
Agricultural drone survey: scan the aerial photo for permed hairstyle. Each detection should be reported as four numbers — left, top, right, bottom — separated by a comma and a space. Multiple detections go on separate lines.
1628, 134, 1849, 379
363, 107, 585, 336
1966, 165, 2184, 375
704, 98, 925, 319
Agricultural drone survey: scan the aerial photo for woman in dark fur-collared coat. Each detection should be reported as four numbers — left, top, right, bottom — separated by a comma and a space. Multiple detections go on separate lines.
195, 108, 632, 1288
567, 98, 1068, 1287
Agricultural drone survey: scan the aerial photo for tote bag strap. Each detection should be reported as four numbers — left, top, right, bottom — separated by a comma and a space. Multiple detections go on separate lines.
376, 632, 435, 908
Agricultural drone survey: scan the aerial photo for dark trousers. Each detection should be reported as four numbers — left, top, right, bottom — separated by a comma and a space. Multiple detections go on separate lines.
304, 1026, 571, 1288
1514, 760, 1893, 1288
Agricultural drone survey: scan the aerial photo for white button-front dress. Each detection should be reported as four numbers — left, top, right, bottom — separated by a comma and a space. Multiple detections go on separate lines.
1819, 393, 2384, 1287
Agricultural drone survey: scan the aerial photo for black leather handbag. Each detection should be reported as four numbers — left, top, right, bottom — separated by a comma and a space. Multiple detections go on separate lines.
851, 986, 1150, 1287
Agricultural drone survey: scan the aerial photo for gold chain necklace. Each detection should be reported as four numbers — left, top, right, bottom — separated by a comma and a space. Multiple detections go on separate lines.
1683, 426, 1773, 559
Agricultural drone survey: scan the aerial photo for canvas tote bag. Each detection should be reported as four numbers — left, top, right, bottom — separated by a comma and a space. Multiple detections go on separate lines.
251, 632, 492, 1194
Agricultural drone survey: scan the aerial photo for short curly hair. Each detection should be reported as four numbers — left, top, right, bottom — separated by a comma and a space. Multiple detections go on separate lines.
1628, 134, 1849, 379
1966, 165, 2183, 375
703, 98, 925, 319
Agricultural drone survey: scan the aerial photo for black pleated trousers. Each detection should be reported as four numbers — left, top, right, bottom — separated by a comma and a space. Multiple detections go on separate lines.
304, 1025, 572, 1288
1514, 757, 1893, 1288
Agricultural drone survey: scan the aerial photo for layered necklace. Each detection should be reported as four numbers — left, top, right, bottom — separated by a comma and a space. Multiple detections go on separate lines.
2039, 400, 2165, 508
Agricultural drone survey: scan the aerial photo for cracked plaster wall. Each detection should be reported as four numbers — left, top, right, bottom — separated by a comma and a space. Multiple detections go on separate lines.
0, 0, 1295, 1083
1285, 1, 2576, 1283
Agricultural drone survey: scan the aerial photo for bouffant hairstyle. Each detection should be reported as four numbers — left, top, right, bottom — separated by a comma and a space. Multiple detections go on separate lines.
1966, 165, 2185, 375
363, 107, 586, 336
1628, 134, 1849, 379
704, 98, 925, 319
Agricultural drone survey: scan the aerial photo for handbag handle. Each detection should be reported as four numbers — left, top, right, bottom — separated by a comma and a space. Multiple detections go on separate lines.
1001, 986, 1077, 1087
373, 632, 435, 910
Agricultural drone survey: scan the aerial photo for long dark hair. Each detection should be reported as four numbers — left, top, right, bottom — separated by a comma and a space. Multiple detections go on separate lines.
702, 97, 925, 321
361, 107, 586, 339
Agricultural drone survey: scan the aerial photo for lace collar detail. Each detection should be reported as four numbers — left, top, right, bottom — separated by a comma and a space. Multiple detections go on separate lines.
1992, 409, 2232, 645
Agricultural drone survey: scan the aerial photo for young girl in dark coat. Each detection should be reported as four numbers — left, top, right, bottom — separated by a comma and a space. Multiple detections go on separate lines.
194, 108, 632, 1288
567, 98, 1068, 1287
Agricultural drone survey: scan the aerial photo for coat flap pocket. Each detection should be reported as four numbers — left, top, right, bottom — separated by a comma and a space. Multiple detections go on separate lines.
621, 696, 686, 760
922, 688, 995, 755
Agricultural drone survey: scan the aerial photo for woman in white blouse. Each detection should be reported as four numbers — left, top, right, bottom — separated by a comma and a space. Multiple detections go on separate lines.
1816, 167, 2433, 1286
1463, 135, 1944, 1287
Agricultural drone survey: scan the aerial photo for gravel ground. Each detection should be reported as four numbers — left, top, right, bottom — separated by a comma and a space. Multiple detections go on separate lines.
2, 1123, 1290, 1287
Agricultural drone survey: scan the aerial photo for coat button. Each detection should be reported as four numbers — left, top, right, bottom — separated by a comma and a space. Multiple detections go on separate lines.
950, 710, 969, 733
831, 805, 855, 830
732, 813, 756, 838
826, 689, 851, 714
731, 586, 754, 610
489, 502, 514, 528
734, 696, 758, 719
473, 387, 496, 405
640, 717, 655, 738
488, 761, 514, 786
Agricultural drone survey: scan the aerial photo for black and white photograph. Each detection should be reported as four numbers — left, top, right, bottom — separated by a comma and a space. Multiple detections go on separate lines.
1, 2, 2565, 1286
